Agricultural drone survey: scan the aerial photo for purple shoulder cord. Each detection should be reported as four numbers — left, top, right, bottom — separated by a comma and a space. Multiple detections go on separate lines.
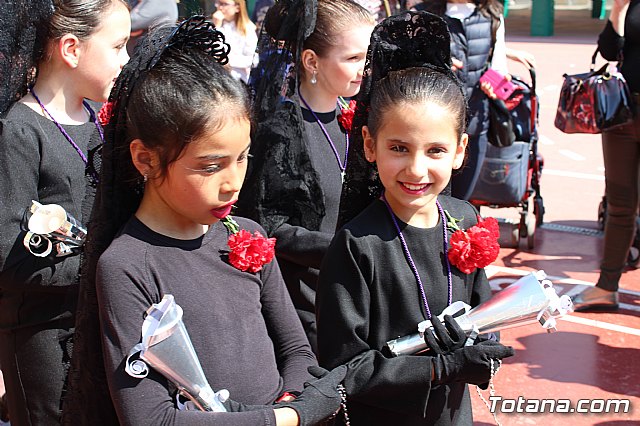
381, 194, 453, 319
298, 92, 349, 180
30, 87, 105, 166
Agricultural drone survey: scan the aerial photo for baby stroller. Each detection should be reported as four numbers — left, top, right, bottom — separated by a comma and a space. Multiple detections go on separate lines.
469, 67, 544, 249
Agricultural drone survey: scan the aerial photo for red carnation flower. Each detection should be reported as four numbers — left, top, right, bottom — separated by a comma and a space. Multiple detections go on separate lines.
97, 101, 114, 126
227, 229, 276, 273
447, 216, 500, 274
337, 99, 356, 133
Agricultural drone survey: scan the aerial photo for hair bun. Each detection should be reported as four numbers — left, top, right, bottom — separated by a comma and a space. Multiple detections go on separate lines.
262, 0, 317, 43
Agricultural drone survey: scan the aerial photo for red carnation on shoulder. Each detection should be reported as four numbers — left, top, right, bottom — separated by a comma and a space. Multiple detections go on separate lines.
223, 217, 276, 273
337, 99, 356, 133
447, 215, 500, 274
97, 101, 114, 126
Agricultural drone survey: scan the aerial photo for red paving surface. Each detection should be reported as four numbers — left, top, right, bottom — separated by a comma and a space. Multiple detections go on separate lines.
469, 8, 640, 425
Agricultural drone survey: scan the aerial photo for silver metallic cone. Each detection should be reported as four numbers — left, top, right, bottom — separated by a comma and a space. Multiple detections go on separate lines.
385, 271, 573, 357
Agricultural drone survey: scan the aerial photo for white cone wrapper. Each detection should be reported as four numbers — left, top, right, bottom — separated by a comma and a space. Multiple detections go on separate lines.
125, 294, 229, 412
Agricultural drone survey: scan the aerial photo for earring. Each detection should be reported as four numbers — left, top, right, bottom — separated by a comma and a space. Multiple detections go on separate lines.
311, 70, 317, 85
143, 173, 148, 183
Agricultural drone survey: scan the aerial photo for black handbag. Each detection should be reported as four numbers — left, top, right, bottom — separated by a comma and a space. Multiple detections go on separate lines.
554, 48, 633, 134
487, 97, 516, 148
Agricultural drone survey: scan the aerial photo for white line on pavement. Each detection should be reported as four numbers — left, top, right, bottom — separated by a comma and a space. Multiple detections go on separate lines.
562, 314, 640, 336
486, 265, 640, 297
558, 149, 586, 161
542, 168, 605, 181
538, 135, 555, 145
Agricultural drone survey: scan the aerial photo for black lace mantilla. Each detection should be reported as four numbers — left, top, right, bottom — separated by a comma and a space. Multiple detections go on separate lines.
339, 11, 456, 228
0, 0, 54, 116
238, 0, 323, 235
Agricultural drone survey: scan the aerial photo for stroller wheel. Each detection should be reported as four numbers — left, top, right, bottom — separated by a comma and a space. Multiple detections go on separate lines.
511, 226, 520, 248
628, 247, 640, 268
534, 197, 545, 226
526, 216, 536, 249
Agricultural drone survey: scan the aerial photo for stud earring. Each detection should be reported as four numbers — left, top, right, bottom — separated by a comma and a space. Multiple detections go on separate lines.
311, 70, 317, 85
143, 173, 148, 183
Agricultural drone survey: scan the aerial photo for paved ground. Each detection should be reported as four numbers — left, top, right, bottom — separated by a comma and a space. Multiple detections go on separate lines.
469, 7, 640, 425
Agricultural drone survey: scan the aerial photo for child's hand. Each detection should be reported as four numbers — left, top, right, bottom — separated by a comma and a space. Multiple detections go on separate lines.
431, 340, 515, 386
277, 365, 347, 426
480, 81, 497, 99
211, 10, 224, 28
423, 315, 466, 355
451, 57, 463, 72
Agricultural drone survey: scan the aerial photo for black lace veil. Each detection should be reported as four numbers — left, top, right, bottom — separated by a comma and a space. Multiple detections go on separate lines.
62, 17, 230, 424
250, 0, 316, 122
237, 0, 323, 235
338, 10, 458, 227
0, 0, 54, 115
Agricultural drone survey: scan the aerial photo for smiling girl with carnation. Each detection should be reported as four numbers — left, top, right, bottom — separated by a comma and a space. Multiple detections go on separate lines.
316, 11, 513, 425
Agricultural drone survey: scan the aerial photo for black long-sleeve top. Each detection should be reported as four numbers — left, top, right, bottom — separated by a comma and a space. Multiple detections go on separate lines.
96, 216, 316, 425
248, 104, 348, 351
598, 0, 640, 93
316, 196, 492, 425
0, 102, 99, 330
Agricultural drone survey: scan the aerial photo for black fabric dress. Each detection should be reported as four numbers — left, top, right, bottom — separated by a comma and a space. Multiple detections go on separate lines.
96, 216, 316, 425
0, 101, 99, 425
316, 196, 492, 425
239, 98, 348, 353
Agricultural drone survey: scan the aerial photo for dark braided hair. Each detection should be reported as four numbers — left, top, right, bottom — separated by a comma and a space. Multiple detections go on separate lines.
61, 17, 247, 424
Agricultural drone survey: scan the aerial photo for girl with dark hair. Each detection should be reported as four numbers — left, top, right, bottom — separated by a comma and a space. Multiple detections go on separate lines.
316, 11, 514, 425
62, 17, 346, 426
0, 1, 130, 424
237, 0, 375, 353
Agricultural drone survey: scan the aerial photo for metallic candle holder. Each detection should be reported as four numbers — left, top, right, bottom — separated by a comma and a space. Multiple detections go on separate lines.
125, 294, 229, 412
385, 271, 574, 357
23, 200, 87, 257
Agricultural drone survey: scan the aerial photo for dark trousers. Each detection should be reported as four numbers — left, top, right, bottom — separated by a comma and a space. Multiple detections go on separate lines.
0, 320, 73, 426
598, 103, 640, 291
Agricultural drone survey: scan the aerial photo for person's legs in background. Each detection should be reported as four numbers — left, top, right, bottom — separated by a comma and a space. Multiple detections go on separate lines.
572, 114, 640, 311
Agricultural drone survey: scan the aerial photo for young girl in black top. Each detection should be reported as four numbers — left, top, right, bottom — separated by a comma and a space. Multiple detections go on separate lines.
0, 1, 130, 424
237, 0, 375, 352
316, 11, 514, 425
63, 16, 345, 426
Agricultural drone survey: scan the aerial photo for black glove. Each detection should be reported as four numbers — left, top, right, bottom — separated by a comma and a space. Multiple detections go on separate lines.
432, 339, 515, 386
278, 365, 347, 426
424, 314, 467, 355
